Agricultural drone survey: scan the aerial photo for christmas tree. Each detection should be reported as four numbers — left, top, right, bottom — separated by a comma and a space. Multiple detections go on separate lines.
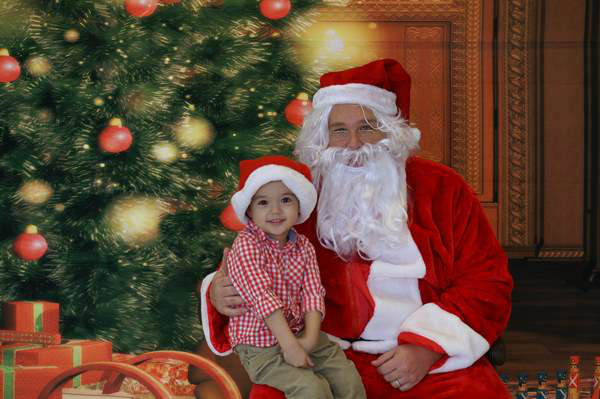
0, 0, 320, 353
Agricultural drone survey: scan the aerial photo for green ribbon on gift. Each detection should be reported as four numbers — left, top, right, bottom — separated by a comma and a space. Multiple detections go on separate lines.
33, 303, 43, 332
23, 301, 45, 332
0, 366, 15, 399
1, 345, 40, 367
67, 344, 82, 388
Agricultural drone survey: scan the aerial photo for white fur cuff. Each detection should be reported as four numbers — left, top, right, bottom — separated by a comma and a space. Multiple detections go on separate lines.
200, 272, 233, 356
400, 303, 490, 373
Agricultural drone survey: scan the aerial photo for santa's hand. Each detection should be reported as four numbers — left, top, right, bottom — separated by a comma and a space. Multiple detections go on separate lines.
351, 339, 397, 354
209, 248, 246, 317
371, 344, 441, 392
326, 334, 351, 350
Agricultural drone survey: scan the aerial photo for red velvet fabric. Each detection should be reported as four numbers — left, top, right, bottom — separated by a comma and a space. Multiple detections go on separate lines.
249, 352, 511, 399
205, 157, 513, 396
296, 157, 513, 346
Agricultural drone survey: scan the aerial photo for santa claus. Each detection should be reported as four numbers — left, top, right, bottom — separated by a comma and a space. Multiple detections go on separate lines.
197, 59, 513, 398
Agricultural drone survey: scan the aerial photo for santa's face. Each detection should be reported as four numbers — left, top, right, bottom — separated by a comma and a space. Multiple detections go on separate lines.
328, 104, 386, 150
247, 181, 300, 245
313, 105, 412, 260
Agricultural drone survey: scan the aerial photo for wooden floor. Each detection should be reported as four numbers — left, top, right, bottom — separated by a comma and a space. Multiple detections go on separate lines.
496, 260, 600, 380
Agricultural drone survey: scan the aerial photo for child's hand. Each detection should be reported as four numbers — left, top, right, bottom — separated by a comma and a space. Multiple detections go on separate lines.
282, 342, 314, 368
297, 333, 318, 353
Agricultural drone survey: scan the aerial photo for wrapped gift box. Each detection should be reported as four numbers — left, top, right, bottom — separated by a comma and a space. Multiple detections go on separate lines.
1, 344, 42, 366
0, 365, 64, 399
13, 340, 112, 387
112, 353, 195, 397
2, 301, 60, 334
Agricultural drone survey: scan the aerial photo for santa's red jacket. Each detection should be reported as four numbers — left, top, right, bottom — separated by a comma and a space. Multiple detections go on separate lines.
200, 157, 513, 398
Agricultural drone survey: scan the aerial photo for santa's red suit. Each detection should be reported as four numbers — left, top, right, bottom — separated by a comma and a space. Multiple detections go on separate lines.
201, 156, 513, 398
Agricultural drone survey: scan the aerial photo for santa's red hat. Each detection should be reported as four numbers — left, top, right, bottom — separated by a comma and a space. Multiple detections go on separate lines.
313, 59, 411, 119
231, 155, 317, 225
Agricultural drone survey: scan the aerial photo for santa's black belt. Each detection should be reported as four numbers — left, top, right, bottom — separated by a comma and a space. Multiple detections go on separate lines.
341, 338, 377, 343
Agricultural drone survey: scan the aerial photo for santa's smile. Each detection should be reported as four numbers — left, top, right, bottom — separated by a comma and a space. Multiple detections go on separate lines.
267, 219, 286, 224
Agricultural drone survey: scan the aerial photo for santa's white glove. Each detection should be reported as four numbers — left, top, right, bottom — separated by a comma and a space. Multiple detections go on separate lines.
352, 339, 398, 354
326, 334, 351, 350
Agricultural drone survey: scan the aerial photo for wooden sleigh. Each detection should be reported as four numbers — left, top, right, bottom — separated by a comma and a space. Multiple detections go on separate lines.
36, 350, 241, 399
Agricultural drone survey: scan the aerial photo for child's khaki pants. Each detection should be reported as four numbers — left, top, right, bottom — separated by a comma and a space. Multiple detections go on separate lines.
235, 331, 366, 399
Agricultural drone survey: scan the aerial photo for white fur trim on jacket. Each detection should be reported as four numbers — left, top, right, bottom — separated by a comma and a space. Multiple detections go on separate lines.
231, 164, 317, 225
400, 303, 490, 373
200, 271, 232, 356
313, 83, 397, 115
357, 238, 426, 353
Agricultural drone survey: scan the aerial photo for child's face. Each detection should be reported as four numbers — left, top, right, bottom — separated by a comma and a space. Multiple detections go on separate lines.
247, 180, 300, 244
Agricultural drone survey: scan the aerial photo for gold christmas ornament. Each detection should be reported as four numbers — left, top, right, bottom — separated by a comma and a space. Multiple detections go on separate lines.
94, 97, 104, 106
105, 196, 167, 245
26, 56, 51, 77
55, 203, 65, 212
37, 109, 54, 122
174, 117, 215, 149
152, 142, 178, 163
63, 29, 80, 43
18, 180, 53, 205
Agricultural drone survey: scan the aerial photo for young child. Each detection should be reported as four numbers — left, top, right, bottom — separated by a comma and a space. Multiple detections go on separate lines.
226, 155, 366, 399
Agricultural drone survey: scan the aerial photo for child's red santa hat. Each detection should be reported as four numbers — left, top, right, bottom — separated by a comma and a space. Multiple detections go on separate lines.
313, 58, 412, 119
231, 155, 317, 225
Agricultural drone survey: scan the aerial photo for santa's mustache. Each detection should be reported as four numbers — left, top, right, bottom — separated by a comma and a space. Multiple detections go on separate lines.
320, 142, 389, 166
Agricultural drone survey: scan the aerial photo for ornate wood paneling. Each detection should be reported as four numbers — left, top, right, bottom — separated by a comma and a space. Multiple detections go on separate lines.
404, 26, 446, 164
501, 0, 533, 248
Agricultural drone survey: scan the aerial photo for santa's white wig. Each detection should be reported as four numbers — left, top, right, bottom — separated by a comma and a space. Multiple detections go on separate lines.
294, 104, 422, 261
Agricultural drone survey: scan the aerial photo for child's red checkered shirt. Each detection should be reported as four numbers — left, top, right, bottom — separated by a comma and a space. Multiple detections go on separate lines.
227, 220, 325, 348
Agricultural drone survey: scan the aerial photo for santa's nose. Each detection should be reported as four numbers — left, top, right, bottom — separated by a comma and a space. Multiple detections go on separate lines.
347, 131, 363, 149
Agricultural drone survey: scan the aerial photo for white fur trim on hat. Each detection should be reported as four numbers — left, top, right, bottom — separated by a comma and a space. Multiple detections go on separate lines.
231, 164, 317, 225
313, 83, 397, 115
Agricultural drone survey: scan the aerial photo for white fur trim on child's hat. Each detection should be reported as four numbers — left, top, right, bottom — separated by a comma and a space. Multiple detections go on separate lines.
313, 83, 398, 115
231, 164, 317, 225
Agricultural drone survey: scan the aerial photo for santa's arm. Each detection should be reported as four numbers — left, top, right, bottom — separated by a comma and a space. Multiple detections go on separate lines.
397, 182, 513, 373
200, 271, 233, 356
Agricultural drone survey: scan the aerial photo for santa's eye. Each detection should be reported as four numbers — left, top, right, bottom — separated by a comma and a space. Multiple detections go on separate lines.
331, 127, 347, 134
256, 199, 268, 206
281, 196, 293, 203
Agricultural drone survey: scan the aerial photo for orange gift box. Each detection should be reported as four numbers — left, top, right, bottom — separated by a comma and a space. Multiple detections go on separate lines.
1, 344, 42, 366
2, 301, 59, 334
13, 340, 112, 387
0, 365, 65, 399
112, 353, 195, 397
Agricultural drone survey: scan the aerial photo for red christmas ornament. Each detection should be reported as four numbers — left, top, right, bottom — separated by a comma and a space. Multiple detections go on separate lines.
98, 118, 133, 153
0, 49, 21, 83
13, 225, 48, 261
259, 0, 291, 20
219, 204, 244, 232
284, 93, 313, 126
124, 0, 159, 17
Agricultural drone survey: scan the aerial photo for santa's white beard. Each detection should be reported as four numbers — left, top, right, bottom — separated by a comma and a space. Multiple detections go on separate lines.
315, 144, 412, 261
